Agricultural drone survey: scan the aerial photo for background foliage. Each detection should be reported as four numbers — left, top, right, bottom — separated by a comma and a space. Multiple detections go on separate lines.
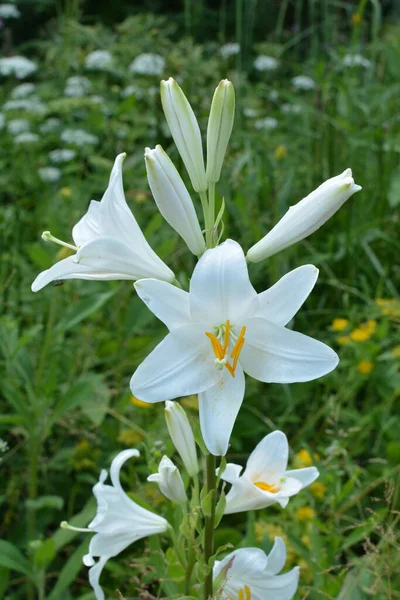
1, 0, 399, 598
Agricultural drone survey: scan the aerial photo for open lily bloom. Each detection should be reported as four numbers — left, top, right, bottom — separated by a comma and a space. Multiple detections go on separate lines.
31, 153, 174, 292
130, 239, 338, 456
81, 449, 169, 600
221, 431, 319, 514
213, 537, 299, 600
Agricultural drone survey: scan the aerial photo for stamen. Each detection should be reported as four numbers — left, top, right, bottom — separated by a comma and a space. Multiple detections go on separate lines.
205, 321, 246, 378
223, 319, 231, 353
254, 481, 278, 493
238, 590, 244, 600
60, 520, 91, 532
42, 231, 78, 251
205, 332, 224, 360
244, 585, 251, 600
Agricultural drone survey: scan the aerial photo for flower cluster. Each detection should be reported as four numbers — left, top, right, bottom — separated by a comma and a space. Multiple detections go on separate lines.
32, 77, 361, 599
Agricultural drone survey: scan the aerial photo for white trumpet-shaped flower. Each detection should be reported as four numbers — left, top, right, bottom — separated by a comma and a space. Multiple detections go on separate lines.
165, 401, 199, 476
130, 239, 338, 456
81, 450, 169, 600
160, 78, 207, 192
247, 169, 361, 262
213, 537, 299, 600
31, 153, 174, 292
145, 145, 205, 256
147, 455, 187, 503
221, 431, 319, 514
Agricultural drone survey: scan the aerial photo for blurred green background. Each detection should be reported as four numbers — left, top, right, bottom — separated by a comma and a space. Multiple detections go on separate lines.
0, 0, 399, 598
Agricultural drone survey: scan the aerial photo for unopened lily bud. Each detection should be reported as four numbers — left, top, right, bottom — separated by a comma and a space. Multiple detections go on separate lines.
247, 169, 362, 263
206, 79, 235, 184
147, 455, 187, 504
145, 145, 205, 256
164, 401, 199, 477
160, 78, 207, 192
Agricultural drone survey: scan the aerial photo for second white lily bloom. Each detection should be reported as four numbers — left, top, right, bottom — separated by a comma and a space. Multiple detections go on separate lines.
221, 431, 319, 514
145, 145, 205, 256
32, 154, 174, 291
130, 239, 338, 456
247, 169, 362, 262
147, 455, 187, 503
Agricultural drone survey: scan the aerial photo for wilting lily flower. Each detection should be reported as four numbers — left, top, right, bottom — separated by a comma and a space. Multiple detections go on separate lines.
247, 169, 361, 262
213, 537, 299, 600
31, 153, 174, 292
69, 449, 170, 600
130, 239, 338, 456
165, 401, 199, 477
221, 431, 319, 514
147, 455, 187, 504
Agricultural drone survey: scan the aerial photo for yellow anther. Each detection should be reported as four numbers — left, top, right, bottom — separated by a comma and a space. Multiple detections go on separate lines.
238, 590, 244, 600
205, 320, 246, 378
244, 585, 251, 600
254, 481, 278, 493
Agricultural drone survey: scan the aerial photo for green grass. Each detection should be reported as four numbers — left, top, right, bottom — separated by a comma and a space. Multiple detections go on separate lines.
1, 4, 399, 599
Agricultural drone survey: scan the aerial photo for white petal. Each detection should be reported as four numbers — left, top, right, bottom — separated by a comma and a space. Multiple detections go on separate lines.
245, 431, 288, 482
224, 475, 281, 514
253, 567, 300, 600
265, 537, 286, 575
109, 449, 140, 492
134, 279, 191, 330
198, 365, 245, 456
76, 236, 174, 282
257, 265, 319, 326
130, 326, 219, 403
285, 466, 319, 488
190, 239, 258, 326
220, 462, 243, 483
213, 547, 268, 582
72, 200, 101, 246
240, 318, 339, 383
87, 556, 108, 600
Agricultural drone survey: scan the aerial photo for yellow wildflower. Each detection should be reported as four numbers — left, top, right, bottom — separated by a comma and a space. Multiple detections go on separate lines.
274, 145, 288, 161
336, 335, 350, 345
181, 395, 199, 410
391, 345, 400, 359
118, 429, 144, 446
131, 395, 152, 408
349, 328, 370, 342
298, 558, 314, 583
331, 318, 349, 332
254, 521, 270, 543
352, 12, 362, 26
375, 298, 400, 318
360, 320, 376, 333
301, 534, 311, 548
357, 360, 374, 374
295, 449, 313, 467
310, 481, 327, 499
296, 507, 315, 521
60, 186, 72, 198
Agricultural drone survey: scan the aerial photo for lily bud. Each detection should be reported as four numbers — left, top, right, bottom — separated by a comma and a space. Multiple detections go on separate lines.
145, 145, 205, 256
206, 79, 235, 184
147, 455, 187, 504
164, 401, 199, 477
247, 169, 362, 263
160, 78, 207, 192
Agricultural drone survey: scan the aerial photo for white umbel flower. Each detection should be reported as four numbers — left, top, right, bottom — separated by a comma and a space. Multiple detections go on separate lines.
85, 50, 113, 70
247, 169, 361, 262
254, 55, 279, 71
31, 153, 174, 291
220, 43, 240, 59
0, 4, 21, 18
213, 538, 299, 600
291, 75, 316, 90
131, 240, 338, 456
221, 431, 319, 514
147, 455, 187, 503
0, 56, 37, 79
38, 167, 61, 183
129, 53, 165, 76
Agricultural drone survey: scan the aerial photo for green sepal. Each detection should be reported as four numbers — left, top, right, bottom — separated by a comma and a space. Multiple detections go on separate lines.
214, 490, 226, 528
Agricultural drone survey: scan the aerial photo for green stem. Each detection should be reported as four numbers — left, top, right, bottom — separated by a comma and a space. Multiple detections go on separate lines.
203, 453, 216, 600
200, 190, 212, 249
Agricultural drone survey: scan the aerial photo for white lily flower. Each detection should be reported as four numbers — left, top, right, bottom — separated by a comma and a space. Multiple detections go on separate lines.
80, 449, 169, 600
247, 169, 362, 263
160, 78, 207, 192
206, 79, 235, 184
31, 153, 174, 291
130, 239, 338, 456
147, 455, 187, 503
213, 537, 299, 600
221, 431, 319, 514
145, 145, 205, 256
164, 401, 199, 477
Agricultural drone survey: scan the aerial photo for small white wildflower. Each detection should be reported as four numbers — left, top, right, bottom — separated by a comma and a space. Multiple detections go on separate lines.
85, 50, 113, 70
60, 128, 99, 146
243, 108, 259, 118
0, 4, 20, 18
291, 75, 316, 90
14, 132, 39, 144
254, 117, 278, 130
90, 95, 104, 105
281, 103, 302, 114
0, 56, 37, 79
268, 89, 279, 101
38, 167, 61, 182
7, 118, 30, 135
0, 113, 5, 129
343, 54, 371, 68
11, 82, 35, 98
254, 55, 279, 72
49, 148, 76, 163
220, 43, 240, 59
120, 84, 139, 99
39, 118, 61, 133
129, 53, 165, 76
64, 76, 92, 98
3, 98, 46, 114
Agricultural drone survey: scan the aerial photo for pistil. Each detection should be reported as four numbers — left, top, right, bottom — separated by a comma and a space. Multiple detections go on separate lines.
205, 320, 246, 377
42, 230, 78, 251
